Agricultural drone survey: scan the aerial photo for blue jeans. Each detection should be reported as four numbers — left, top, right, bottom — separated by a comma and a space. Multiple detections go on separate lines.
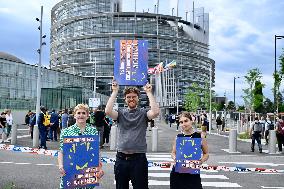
38, 125, 47, 149
114, 152, 148, 189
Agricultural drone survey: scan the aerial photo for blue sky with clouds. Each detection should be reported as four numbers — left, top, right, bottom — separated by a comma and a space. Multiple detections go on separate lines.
0, 0, 284, 105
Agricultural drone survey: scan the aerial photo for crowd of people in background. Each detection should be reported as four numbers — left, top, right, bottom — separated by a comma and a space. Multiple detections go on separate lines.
22, 105, 113, 150
0, 109, 13, 143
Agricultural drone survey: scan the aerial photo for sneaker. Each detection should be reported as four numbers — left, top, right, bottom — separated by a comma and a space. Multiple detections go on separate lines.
4, 140, 10, 143
176, 130, 179, 131
259, 149, 262, 153
1, 141, 4, 144
251, 149, 254, 152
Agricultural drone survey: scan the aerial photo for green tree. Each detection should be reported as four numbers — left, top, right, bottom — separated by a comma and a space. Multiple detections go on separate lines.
242, 68, 262, 111
263, 98, 274, 114
227, 101, 235, 111
184, 83, 200, 112
253, 80, 264, 113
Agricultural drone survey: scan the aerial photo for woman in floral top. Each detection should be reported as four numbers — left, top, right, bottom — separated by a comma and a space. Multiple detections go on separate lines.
58, 104, 104, 188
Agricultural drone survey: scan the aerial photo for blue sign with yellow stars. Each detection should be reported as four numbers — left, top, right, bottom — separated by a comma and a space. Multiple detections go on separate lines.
63, 135, 99, 188
114, 40, 148, 86
175, 137, 202, 174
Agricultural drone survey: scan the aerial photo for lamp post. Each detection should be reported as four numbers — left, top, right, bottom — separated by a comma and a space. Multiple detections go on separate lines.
33, 6, 46, 147
274, 35, 284, 115
233, 76, 240, 108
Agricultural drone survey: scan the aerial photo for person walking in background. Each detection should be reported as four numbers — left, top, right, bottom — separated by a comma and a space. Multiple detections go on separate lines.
61, 109, 69, 130
49, 109, 60, 142
260, 116, 266, 138
249, 117, 262, 153
94, 105, 106, 149
175, 114, 180, 132
29, 112, 36, 139
264, 117, 274, 145
38, 106, 48, 150
105, 80, 159, 189
5, 109, 13, 139
25, 110, 31, 125
216, 116, 222, 134
0, 112, 8, 143
103, 115, 112, 147
67, 110, 76, 127
275, 115, 284, 153
221, 117, 226, 131
170, 112, 209, 189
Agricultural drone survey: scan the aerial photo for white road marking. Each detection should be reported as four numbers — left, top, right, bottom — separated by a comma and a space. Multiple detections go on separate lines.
261, 187, 284, 189
15, 163, 31, 165
219, 161, 283, 167
147, 157, 173, 161
147, 154, 171, 158
17, 129, 30, 131
148, 172, 229, 179
202, 182, 242, 187
36, 164, 55, 166
0, 162, 13, 164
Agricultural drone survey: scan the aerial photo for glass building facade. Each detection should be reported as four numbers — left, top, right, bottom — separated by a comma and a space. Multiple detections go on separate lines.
50, 0, 215, 105
0, 52, 93, 110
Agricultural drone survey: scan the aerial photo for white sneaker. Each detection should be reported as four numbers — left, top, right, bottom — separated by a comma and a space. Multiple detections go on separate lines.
176, 130, 179, 131
4, 140, 10, 143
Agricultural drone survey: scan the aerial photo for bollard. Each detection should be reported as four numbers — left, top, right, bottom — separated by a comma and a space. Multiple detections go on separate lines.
11, 124, 17, 145
152, 127, 158, 152
33, 125, 39, 148
110, 126, 117, 151
229, 129, 237, 153
268, 130, 277, 154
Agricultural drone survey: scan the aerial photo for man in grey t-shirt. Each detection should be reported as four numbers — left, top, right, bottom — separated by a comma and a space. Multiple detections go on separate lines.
105, 80, 159, 189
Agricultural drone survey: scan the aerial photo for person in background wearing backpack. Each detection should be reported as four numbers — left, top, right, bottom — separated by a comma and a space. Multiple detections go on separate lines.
260, 116, 266, 138
67, 110, 76, 127
249, 117, 262, 153
275, 115, 284, 153
49, 109, 59, 142
29, 112, 36, 139
264, 117, 274, 145
38, 106, 48, 150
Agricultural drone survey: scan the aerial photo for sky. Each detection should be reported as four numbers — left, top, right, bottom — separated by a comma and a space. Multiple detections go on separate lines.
0, 0, 284, 106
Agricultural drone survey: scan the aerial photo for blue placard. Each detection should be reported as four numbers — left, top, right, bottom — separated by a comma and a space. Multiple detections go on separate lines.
175, 137, 202, 174
63, 135, 100, 188
114, 40, 148, 86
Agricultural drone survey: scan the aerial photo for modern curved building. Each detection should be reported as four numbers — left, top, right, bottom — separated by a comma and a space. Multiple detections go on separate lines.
50, 0, 215, 107
0, 51, 94, 110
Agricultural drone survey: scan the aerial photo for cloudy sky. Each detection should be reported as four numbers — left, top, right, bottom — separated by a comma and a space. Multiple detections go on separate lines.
0, 0, 284, 105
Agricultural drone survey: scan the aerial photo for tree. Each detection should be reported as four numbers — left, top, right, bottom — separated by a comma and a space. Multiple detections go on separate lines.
253, 80, 264, 113
263, 98, 274, 114
184, 83, 200, 112
227, 101, 235, 111
242, 68, 262, 112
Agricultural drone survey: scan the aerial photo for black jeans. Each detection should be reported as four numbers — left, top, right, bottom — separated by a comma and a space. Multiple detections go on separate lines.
114, 152, 148, 189
251, 132, 262, 151
276, 133, 284, 151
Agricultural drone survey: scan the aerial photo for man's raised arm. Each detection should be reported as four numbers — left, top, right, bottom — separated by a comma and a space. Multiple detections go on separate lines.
105, 80, 119, 120
144, 83, 160, 120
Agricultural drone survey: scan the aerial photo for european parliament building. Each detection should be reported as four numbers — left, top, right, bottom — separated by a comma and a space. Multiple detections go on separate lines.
50, 0, 215, 109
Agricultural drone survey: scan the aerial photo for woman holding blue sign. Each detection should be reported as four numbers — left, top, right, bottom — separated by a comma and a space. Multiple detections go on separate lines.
170, 112, 209, 189
58, 104, 104, 189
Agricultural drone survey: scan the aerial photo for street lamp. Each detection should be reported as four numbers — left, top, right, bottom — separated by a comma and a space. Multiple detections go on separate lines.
233, 76, 240, 107
33, 6, 46, 148
274, 35, 284, 114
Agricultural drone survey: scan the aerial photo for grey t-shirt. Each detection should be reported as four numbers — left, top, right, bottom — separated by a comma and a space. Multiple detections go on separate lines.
117, 107, 149, 153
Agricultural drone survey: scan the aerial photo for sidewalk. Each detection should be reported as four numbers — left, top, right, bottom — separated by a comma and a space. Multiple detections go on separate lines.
2, 122, 283, 156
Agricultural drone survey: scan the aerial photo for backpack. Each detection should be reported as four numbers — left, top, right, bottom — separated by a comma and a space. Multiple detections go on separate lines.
43, 113, 51, 126
30, 114, 36, 126
253, 122, 262, 133
266, 121, 274, 130
278, 121, 284, 135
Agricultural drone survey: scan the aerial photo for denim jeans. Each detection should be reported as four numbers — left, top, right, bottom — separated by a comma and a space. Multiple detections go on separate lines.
114, 152, 148, 189
251, 132, 262, 151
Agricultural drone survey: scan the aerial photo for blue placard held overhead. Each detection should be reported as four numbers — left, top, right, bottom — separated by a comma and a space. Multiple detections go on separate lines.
114, 40, 148, 86
175, 137, 202, 174
62, 135, 100, 188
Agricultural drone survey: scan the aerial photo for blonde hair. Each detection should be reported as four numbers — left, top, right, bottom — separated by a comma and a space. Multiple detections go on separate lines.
73, 104, 89, 114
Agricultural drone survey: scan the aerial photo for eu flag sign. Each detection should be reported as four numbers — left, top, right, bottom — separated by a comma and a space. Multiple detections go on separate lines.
175, 137, 202, 174
63, 135, 100, 188
114, 40, 148, 86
